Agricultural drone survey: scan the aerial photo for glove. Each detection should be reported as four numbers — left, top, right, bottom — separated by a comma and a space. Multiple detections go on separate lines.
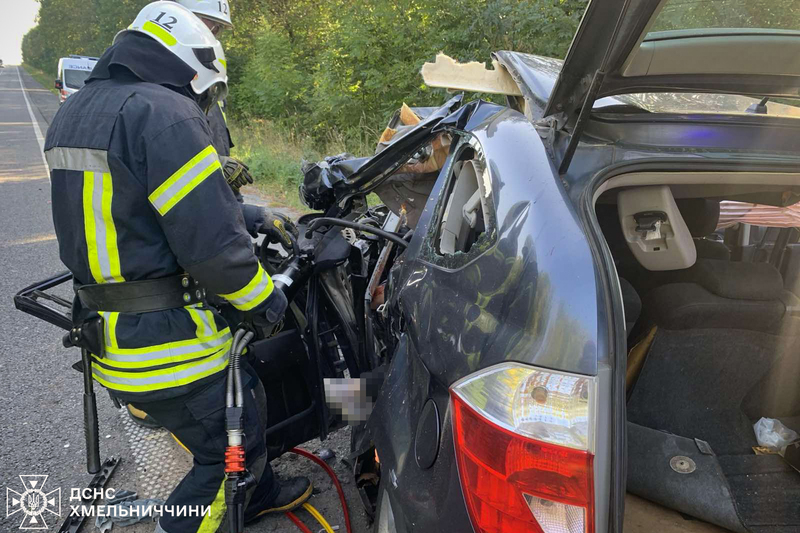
220, 156, 254, 192
252, 286, 288, 336
258, 210, 299, 250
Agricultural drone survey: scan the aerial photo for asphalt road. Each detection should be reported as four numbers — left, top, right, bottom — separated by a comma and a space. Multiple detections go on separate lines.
0, 66, 367, 533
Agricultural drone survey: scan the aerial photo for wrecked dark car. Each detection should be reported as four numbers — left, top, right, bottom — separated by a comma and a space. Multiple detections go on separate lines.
290, 1, 800, 532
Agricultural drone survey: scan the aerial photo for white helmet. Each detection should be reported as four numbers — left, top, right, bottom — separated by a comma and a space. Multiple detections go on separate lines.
174, 0, 232, 29
116, 1, 227, 107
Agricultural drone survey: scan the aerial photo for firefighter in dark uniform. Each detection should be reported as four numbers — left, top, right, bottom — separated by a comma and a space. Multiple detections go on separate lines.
126, 0, 296, 432
44, 3, 311, 531
171, 0, 297, 244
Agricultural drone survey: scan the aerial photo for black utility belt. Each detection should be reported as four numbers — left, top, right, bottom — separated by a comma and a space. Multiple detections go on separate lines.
77, 274, 207, 314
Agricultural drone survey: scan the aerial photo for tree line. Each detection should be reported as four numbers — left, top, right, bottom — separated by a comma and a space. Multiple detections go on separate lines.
23, 0, 585, 140
24, 0, 797, 142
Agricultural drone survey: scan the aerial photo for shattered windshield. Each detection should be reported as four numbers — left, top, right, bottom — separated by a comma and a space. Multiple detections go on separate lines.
597, 93, 800, 119
649, 0, 800, 33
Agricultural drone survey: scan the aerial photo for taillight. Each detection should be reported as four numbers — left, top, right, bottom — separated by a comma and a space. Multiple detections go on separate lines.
451, 363, 596, 533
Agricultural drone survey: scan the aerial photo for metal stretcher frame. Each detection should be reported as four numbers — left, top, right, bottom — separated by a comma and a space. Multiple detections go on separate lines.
14, 271, 74, 331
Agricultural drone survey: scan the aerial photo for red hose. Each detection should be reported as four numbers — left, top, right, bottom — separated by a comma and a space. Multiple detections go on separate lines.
290, 447, 353, 533
286, 511, 313, 533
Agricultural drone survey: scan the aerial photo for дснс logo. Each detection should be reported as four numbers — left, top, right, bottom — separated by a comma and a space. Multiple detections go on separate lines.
6, 475, 61, 530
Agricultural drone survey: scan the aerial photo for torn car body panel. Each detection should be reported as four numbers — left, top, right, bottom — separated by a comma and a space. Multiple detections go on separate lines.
419, 53, 523, 97
300, 96, 503, 216
300, 95, 466, 212
361, 104, 605, 532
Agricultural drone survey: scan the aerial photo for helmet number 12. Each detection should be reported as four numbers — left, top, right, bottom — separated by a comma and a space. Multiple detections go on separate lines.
153, 12, 178, 31
218, 2, 229, 15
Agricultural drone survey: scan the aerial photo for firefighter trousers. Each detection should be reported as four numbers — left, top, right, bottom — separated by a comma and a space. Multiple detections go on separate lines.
131, 361, 280, 533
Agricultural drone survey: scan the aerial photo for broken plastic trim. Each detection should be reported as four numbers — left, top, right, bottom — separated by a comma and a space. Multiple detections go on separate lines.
420, 53, 522, 97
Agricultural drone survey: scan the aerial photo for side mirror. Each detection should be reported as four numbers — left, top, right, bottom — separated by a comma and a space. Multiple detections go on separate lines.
55, 79, 63, 90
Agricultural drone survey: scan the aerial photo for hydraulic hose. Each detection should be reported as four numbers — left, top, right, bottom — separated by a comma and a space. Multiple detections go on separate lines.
233, 331, 254, 410
290, 448, 352, 533
223, 333, 352, 533
305, 217, 408, 249
286, 512, 313, 533
226, 329, 246, 409
303, 503, 336, 533
225, 328, 257, 533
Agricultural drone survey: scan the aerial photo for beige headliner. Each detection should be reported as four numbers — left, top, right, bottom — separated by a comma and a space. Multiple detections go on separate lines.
624, 33, 800, 78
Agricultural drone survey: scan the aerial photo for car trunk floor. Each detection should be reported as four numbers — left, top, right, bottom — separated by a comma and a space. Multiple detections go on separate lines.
625, 493, 734, 533
626, 328, 800, 533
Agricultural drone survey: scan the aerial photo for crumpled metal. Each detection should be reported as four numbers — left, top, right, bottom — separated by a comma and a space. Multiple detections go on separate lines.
299, 95, 467, 212
94, 490, 164, 532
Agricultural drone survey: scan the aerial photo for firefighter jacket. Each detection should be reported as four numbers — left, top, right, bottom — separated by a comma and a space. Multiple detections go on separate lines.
44, 33, 277, 401
207, 95, 265, 234
208, 100, 233, 157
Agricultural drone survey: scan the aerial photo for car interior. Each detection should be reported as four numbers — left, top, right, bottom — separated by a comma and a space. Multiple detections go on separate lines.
594, 174, 800, 533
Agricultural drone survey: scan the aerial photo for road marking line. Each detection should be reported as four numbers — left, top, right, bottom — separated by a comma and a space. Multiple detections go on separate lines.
0, 176, 48, 184
16, 66, 50, 177
2, 233, 57, 246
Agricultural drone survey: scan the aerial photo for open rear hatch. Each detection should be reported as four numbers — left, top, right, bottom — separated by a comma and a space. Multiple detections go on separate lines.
541, 0, 800, 129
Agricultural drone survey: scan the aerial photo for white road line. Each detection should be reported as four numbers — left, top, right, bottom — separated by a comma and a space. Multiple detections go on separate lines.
16, 66, 50, 175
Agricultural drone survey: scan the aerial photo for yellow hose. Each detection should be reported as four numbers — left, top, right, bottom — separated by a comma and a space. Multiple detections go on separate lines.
170, 432, 191, 454
302, 502, 336, 533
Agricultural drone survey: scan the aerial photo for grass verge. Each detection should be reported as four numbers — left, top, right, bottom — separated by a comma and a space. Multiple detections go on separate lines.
22, 63, 59, 96
229, 119, 371, 212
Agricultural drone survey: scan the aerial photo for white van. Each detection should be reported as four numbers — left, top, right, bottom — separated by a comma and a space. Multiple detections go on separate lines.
55, 55, 98, 104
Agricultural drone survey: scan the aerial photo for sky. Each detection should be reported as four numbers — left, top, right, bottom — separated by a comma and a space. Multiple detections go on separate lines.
1, 0, 40, 65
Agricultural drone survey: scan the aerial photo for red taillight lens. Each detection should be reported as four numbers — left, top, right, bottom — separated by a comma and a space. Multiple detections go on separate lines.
451, 365, 596, 533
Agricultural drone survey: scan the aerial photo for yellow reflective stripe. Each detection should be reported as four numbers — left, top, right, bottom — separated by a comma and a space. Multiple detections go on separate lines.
197, 480, 227, 533
218, 58, 227, 70
219, 265, 275, 311
100, 312, 120, 350
158, 160, 220, 215
220, 267, 265, 301
83, 172, 103, 283
83, 171, 124, 283
187, 306, 211, 338
218, 100, 227, 124
105, 327, 231, 356
91, 355, 229, 393
101, 173, 124, 282
240, 275, 274, 311
205, 310, 218, 334
100, 338, 231, 369
142, 21, 177, 46
148, 145, 220, 216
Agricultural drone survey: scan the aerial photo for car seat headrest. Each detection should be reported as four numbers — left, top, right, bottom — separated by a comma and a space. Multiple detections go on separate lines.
617, 186, 697, 272
675, 198, 721, 237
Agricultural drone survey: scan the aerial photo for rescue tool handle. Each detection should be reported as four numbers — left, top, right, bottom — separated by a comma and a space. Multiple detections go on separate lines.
82, 348, 101, 474
84, 392, 101, 474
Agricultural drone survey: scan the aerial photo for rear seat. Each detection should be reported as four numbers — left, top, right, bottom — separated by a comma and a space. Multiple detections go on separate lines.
597, 197, 732, 297
674, 198, 730, 261
642, 259, 797, 332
